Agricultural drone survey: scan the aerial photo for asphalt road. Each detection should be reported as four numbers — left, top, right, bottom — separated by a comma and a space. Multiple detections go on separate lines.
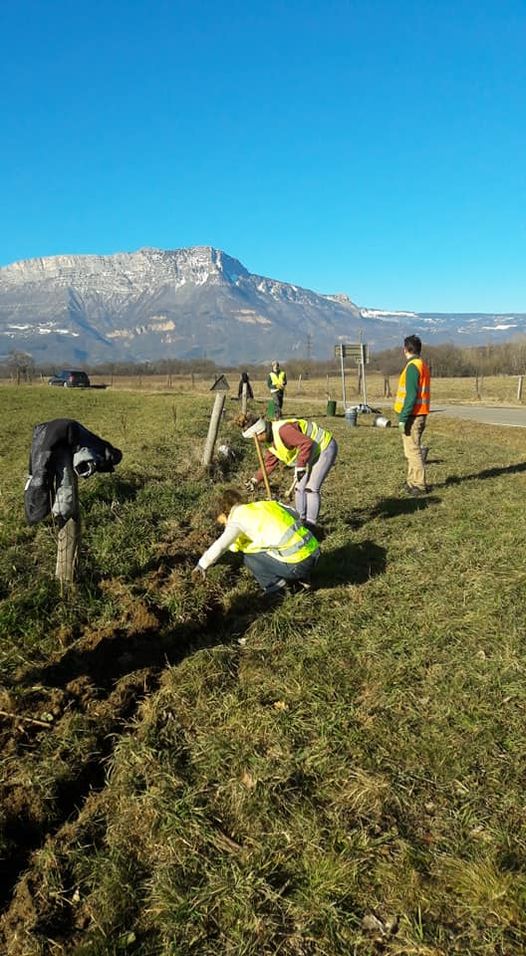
432, 405, 526, 429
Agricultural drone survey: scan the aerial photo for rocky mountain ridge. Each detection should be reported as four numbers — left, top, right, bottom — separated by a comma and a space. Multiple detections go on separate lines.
1, 246, 524, 365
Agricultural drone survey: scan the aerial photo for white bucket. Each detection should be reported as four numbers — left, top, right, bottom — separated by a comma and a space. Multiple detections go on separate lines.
374, 415, 391, 428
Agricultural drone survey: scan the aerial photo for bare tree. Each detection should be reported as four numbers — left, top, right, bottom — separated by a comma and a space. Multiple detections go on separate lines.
8, 350, 35, 385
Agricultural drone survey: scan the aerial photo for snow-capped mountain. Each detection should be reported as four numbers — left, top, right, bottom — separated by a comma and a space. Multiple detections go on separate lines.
0, 246, 524, 365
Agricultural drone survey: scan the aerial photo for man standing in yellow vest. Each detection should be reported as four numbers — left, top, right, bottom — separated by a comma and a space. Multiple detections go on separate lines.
242, 415, 338, 533
267, 360, 287, 418
394, 335, 431, 497
193, 488, 320, 598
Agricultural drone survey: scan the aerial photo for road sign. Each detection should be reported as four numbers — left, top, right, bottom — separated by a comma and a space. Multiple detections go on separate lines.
334, 343, 369, 363
210, 374, 230, 391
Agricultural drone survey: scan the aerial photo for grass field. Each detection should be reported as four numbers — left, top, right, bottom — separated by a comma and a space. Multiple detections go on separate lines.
3, 370, 525, 407
1, 385, 525, 954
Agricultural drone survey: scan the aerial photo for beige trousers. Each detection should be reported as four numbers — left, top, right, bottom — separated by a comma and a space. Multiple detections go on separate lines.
402, 415, 427, 490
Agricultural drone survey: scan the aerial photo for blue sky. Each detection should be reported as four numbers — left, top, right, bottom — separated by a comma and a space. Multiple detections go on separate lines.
1, 0, 525, 311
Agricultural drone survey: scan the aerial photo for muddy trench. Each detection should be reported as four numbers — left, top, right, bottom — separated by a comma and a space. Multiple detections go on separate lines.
0, 535, 262, 949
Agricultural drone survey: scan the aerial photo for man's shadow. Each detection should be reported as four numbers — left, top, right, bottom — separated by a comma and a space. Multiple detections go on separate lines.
442, 461, 526, 487
342, 494, 440, 532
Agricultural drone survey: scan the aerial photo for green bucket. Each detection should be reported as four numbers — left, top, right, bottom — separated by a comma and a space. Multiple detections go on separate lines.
267, 399, 277, 418
326, 400, 337, 416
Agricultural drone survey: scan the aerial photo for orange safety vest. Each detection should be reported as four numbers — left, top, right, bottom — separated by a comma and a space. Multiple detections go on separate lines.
394, 357, 431, 415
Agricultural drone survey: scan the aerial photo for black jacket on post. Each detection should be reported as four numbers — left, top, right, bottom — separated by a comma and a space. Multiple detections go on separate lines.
25, 418, 122, 525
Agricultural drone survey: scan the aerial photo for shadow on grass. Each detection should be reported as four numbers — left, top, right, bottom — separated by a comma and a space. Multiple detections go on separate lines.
442, 461, 526, 486
343, 494, 441, 530
314, 539, 387, 588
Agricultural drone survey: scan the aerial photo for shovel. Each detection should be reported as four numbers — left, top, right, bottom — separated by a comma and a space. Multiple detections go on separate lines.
285, 476, 298, 500
253, 435, 272, 500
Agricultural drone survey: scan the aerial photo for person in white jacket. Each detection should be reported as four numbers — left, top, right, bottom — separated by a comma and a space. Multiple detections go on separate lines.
193, 488, 319, 597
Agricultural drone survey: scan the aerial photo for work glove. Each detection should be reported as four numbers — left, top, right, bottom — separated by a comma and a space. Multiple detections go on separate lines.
398, 422, 406, 432
244, 477, 258, 491
192, 564, 206, 580
294, 467, 307, 482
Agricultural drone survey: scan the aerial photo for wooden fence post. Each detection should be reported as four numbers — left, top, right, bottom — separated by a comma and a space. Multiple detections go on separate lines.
202, 393, 226, 467
517, 375, 524, 402
55, 475, 80, 587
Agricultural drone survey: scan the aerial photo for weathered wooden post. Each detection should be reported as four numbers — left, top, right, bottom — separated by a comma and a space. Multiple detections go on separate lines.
517, 375, 523, 402
202, 375, 229, 468
55, 474, 80, 587
241, 381, 248, 415
25, 422, 122, 590
56, 515, 80, 585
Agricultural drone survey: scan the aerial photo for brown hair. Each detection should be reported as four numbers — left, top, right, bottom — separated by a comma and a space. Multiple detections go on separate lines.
233, 411, 258, 429
214, 487, 244, 516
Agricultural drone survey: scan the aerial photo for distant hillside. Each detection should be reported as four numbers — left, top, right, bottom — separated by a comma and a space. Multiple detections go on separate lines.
0, 246, 524, 364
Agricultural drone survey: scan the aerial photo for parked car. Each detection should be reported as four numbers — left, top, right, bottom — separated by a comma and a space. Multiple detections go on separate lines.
48, 369, 91, 388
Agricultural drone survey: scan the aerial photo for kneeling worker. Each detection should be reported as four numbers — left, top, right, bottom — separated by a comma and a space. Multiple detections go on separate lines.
242, 415, 337, 533
193, 489, 319, 597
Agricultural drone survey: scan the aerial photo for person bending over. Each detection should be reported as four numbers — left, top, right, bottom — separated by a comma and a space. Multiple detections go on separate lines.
193, 488, 319, 598
242, 415, 337, 534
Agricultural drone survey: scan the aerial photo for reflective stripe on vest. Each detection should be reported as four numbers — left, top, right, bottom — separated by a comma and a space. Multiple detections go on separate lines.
228, 501, 319, 564
394, 358, 431, 415
269, 419, 333, 467
270, 371, 286, 389
274, 517, 315, 557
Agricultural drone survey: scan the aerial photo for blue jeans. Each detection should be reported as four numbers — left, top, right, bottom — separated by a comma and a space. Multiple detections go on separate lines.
243, 551, 319, 593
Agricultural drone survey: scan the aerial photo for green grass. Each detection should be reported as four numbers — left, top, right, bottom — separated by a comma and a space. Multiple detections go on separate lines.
1, 385, 526, 954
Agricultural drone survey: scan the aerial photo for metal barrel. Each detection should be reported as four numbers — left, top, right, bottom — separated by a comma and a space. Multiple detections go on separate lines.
374, 415, 391, 428
345, 406, 358, 427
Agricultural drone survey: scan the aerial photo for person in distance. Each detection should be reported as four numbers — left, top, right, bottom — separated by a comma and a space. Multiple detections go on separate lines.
267, 360, 287, 418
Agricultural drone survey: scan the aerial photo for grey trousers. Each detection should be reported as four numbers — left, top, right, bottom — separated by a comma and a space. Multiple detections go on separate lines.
295, 438, 338, 525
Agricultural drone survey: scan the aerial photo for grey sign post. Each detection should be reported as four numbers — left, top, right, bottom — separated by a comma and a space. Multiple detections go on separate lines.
334, 344, 347, 407
334, 343, 369, 408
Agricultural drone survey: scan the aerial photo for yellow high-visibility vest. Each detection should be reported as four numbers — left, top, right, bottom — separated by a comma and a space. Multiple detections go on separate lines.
394, 358, 431, 415
228, 501, 319, 564
269, 419, 333, 467
269, 371, 287, 389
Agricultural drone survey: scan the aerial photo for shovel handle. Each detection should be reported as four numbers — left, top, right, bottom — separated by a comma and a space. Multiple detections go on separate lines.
253, 436, 272, 500
285, 477, 298, 500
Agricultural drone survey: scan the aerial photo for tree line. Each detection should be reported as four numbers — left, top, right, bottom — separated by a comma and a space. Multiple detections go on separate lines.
2, 338, 526, 382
